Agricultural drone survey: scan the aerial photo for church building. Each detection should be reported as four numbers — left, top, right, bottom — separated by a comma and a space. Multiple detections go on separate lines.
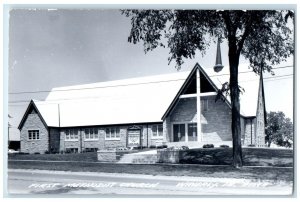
18, 62, 267, 154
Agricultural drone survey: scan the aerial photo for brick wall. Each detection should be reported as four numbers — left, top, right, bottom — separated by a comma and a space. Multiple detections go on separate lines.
20, 110, 49, 154
166, 96, 232, 143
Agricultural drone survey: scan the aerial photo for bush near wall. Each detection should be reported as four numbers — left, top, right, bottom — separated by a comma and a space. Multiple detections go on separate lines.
179, 148, 293, 167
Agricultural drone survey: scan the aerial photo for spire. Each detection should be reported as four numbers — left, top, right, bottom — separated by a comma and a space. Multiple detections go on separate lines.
214, 38, 224, 72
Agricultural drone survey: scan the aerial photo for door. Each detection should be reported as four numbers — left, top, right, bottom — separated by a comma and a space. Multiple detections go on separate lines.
173, 124, 185, 142
188, 123, 197, 141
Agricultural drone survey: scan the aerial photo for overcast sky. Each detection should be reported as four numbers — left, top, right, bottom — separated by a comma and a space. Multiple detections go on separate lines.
8, 9, 294, 140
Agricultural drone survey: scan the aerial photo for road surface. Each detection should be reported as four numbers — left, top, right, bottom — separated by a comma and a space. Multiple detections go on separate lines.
7, 169, 293, 196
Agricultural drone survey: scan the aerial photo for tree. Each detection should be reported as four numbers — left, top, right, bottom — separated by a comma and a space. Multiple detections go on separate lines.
265, 111, 293, 148
122, 10, 294, 167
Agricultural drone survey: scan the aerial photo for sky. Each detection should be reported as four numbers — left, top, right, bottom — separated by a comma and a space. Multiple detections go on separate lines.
7, 9, 294, 140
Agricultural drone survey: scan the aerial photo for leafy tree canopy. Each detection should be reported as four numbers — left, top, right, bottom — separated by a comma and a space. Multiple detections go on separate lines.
265, 111, 293, 148
122, 9, 294, 167
122, 10, 294, 73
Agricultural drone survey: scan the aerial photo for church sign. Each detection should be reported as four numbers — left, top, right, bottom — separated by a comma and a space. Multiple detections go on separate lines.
127, 129, 141, 147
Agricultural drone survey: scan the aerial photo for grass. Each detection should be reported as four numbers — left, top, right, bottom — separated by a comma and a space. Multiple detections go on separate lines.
8, 160, 293, 182
179, 147, 293, 167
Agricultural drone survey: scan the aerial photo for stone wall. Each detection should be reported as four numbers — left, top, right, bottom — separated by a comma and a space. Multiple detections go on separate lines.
103, 127, 127, 149
20, 110, 49, 154
166, 96, 232, 143
97, 150, 117, 162
255, 81, 266, 147
157, 149, 180, 163
56, 124, 165, 152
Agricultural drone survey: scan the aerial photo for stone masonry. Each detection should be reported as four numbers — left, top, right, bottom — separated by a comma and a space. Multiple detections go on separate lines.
20, 109, 49, 154
166, 96, 232, 143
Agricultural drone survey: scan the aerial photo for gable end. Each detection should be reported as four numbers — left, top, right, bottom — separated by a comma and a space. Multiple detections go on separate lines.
18, 100, 48, 130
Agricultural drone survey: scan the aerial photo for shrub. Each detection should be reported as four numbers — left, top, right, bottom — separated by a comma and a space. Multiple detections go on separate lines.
162, 145, 168, 149
18, 152, 29, 155
149, 145, 156, 149
219, 145, 229, 148
65, 149, 72, 154
34, 152, 40, 155
156, 145, 164, 149
203, 144, 214, 148
117, 147, 128, 151
248, 144, 256, 147
45, 150, 50, 154
181, 146, 189, 150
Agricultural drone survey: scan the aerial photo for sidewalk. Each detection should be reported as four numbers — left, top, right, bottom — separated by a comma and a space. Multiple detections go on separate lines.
7, 168, 294, 195
7, 168, 293, 185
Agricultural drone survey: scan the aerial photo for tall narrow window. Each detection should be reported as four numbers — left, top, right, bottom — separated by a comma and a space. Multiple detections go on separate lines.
201, 99, 209, 111
188, 123, 197, 141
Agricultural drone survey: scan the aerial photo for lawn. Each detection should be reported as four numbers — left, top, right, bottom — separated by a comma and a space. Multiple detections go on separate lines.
179, 147, 293, 167
8, 160, 293, 182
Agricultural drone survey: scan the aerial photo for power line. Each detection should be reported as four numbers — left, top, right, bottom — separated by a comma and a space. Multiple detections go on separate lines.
8, 73, 294, 106
264, 74, 293, 79
8, 65, 293, 95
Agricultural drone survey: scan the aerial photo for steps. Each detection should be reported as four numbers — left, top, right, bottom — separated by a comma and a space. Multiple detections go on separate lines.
118, 151, 158, 164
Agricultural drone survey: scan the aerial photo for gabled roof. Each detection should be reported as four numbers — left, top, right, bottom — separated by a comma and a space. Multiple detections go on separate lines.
23, 63, 261, 128
162, 63, 231, 119
18, 100, 49, 129
34, 71, 190, 127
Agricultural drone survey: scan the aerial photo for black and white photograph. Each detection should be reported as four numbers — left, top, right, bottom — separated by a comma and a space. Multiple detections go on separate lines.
4, 3, 295, 197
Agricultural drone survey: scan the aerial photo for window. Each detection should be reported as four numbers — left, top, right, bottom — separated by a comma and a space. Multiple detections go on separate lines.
105, 127, 120, 140
84, 128, 99, 140
188, 123, 197, 141
65, 129, 79, 140
151, 125, 163, 139
28, 130, 39, 140
173, 124, 185, 142
201, 99, 209, 111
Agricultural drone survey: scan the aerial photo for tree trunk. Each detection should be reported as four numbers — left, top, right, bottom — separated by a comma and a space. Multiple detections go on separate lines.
228, 41, 243, 168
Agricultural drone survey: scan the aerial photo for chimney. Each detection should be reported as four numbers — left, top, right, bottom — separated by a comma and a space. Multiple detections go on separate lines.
213, 38, 224, 72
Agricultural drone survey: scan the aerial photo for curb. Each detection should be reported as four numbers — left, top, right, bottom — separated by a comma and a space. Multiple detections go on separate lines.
8, 159, 293, 169
8, 168, 292, 185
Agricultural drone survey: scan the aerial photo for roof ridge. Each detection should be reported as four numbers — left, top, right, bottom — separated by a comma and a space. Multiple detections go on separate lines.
51, 70, 191, 91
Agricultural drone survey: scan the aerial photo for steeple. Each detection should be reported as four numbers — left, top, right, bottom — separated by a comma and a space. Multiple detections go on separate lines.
213, 38, 224, 72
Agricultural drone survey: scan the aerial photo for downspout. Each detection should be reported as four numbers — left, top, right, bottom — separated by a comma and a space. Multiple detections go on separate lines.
80, 128, 83, 153
58, 104, 63, 153
147, 124, 149, 148
250, 118, 253, 145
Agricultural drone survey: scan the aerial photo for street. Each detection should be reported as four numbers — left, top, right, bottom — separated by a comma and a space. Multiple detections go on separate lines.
7, 169, 293, 196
